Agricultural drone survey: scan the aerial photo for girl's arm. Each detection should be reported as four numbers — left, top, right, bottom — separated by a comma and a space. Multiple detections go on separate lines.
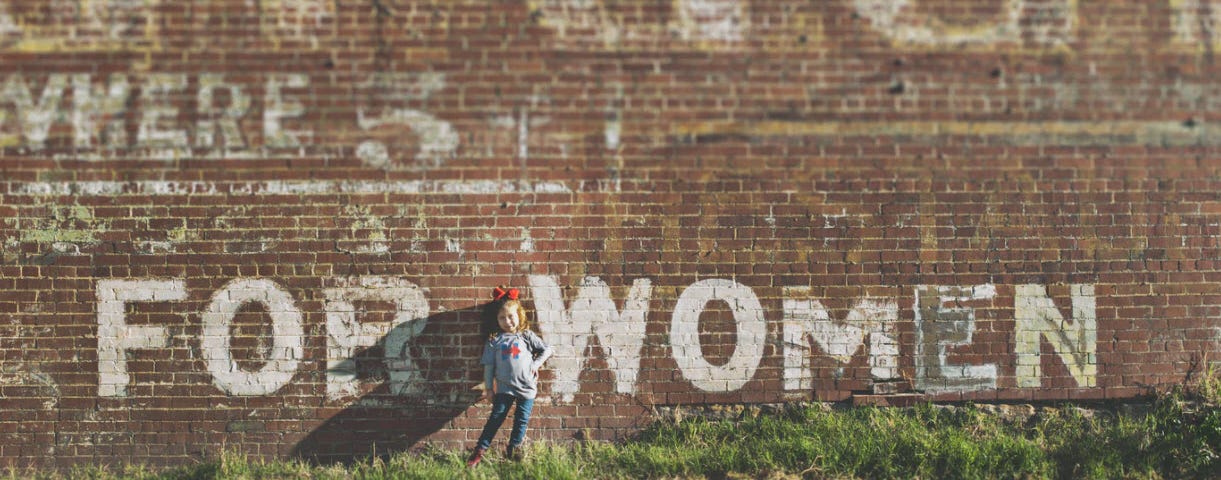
483, 365, 495, 394
530, 341, 553, 372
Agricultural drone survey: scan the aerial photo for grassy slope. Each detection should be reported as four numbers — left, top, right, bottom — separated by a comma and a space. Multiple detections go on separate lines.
14, 376, 1221, 480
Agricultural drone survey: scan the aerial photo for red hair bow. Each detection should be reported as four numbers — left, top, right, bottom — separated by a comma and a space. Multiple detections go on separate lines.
492, 287, 519, 301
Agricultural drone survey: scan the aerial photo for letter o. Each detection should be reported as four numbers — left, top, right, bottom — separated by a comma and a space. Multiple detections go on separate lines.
202, 278, 304, 396
670, 279, 766, 392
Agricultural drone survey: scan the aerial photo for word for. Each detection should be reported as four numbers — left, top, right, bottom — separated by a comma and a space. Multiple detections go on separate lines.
97, 275, 1096, 402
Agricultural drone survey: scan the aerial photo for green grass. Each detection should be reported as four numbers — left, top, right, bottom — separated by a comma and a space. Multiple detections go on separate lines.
10, 383, 1221, 480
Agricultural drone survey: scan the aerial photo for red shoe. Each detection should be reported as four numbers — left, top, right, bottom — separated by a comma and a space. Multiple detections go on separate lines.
466, 447, 486, 467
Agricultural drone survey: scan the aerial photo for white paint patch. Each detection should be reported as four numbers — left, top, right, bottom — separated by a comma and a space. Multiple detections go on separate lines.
532, 0, 749, 46
528, 0, 621, 45
201, 278, 304, 396
529, 275, 652, 402
0, 74, 70, 149
1015, 284, 1096, 388
72, 74, 130, 149
518, 109, 529, 161
266, 0, 333, 38
1171, 0, 1221, 47
264, 74, 311, 149
445, 238, 462, 253
519, 228, 535, 252
604, 116, 620, 151
96, 279, 187, 397
913, 284, 998, 394
195, 74, 251, 151
357, 73, 457, 169
782, 287, 898, 391
0, 4, 18, 38
100, 0, 147, 39
672, 0, 746, 43
137, 73, 189, 149
670, 279, 766, 392
323, 276, 429, 400
852, 0, 1075, 47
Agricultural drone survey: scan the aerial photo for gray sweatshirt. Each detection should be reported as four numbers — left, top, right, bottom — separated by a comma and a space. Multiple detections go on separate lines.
480, 330, 552, 399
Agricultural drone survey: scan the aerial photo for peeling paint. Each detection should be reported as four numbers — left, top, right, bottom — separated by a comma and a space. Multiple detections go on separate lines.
671, 0, 745, 43
19, 203, 109, 250
1171, 0, 1221, 51
0, 364, 59, 410
358, 73, 457, 170
853, 0, 1076, 48
529, 0, 749, 48
0, 0, 157, 52
338, 205, 389, 254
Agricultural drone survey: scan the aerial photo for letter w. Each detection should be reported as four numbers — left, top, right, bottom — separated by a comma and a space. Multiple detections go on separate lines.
528, 275, 651, 403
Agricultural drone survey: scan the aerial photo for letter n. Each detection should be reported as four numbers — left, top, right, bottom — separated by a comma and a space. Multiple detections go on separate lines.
1015, 284, 1096, 388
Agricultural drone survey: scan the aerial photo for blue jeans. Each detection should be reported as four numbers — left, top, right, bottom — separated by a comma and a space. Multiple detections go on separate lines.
476, 393, 535, 450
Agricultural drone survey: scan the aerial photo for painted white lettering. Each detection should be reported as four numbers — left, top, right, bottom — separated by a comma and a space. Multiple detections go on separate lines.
1015, 284, 1097, 387
323, 276, 430, 400
671, 279, 766, 392
853, 0, 1075, 47
357, 73, 457, 169
264, 74, 311, 149
782, 286, 898, 390
529, 275, 652, 402
137, 73, 189, 148
673, 0, 745, 42
201, 278, 304, 396
1172, 0, 1221, 47
96, 279, 187, 397
1, 74, 70, 149
913, 284, 998, 393
195, 74, 251, 151
72, 74, 130, 149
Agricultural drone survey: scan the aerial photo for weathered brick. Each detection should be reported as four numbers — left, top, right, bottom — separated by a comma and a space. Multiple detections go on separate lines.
0, 0, 1215, 467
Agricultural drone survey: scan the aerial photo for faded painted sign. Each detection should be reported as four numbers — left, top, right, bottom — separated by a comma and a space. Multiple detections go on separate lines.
852, 0, 1076, 48
93, 276, 1101, 401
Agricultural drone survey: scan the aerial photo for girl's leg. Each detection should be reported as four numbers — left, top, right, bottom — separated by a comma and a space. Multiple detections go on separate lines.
507, 396, 535, 448
475, 394, 513, 450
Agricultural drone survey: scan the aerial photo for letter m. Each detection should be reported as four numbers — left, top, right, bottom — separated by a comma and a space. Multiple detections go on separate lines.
528, 275, 652, 403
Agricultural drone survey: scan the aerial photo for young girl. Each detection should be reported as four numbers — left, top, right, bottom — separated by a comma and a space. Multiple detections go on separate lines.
467, 286, 553, 466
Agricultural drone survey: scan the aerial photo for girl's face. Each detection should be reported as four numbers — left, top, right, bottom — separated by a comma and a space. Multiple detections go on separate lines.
497, 304, 521, 332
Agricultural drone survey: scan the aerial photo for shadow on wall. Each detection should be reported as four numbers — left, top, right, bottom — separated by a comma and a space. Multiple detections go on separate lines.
290, 302, 502, 464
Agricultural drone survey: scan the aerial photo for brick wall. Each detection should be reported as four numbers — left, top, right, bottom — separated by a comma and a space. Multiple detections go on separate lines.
1, 0, 1219, 468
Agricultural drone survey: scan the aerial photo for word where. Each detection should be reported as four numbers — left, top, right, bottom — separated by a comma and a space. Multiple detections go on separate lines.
0, 72, 456, 166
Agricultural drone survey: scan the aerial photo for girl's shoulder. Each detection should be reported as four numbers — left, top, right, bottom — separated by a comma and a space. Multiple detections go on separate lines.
519, 329, 545, 342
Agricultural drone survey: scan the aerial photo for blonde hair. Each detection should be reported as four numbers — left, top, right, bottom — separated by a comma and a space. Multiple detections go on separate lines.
497, 299, 531, 334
